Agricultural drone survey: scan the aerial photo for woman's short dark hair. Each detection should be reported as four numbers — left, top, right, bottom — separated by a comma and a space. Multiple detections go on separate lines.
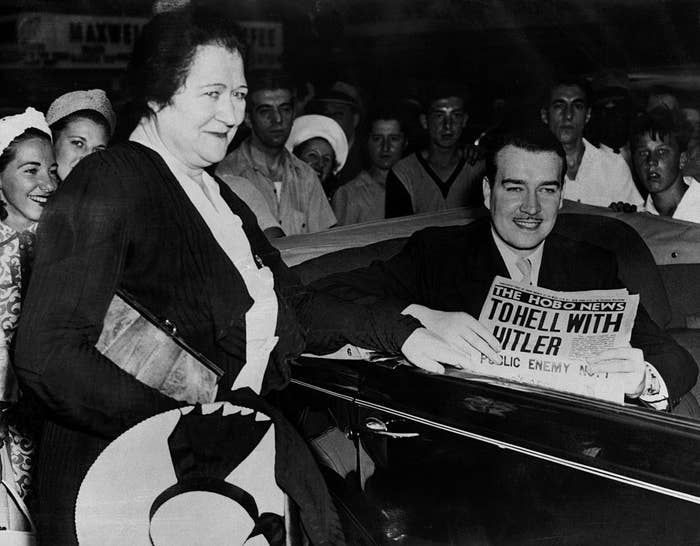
0, 128, 52, 174
49, 110, 111, 141
128, 2, 246, 119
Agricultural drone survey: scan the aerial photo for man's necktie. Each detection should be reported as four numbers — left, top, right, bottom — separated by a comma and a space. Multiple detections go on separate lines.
516, 257, 533, 285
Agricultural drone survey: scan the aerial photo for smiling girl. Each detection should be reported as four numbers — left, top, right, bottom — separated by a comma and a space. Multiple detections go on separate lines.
0, 107, 58, 516
46, 89, 115, 182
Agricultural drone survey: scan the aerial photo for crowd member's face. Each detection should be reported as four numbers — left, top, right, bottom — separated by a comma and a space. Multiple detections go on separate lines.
647, 93, 679, 112
483, 145, 563, 256
367, 119, 406, 171
541, 84, 590, 146
0, 137, 59, 231
591, 94, 631, 149
318, 102, 357, 140
682, 108, 700, 141
247, 88, 295, 149
54, 117, 109, 181
423, 96, 467, 150
296, 137, 335, 183
632, 132, 686, 196
151, 44, 247, 171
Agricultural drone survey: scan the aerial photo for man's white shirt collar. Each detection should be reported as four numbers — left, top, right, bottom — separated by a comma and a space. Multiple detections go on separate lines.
491, 228, 544, 285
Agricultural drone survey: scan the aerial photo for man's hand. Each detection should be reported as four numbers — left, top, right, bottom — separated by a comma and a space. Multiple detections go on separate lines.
464, 143, 485, 166
587, 346, 646, 398
401, 327, 470, 374
403, 305, 501, 363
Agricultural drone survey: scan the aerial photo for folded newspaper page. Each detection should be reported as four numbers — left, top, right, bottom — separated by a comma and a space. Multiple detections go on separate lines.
464, 276, 639, 404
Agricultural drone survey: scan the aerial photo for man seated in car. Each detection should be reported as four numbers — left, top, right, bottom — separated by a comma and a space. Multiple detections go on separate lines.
313, 122, 698, 413
632, 106, 700, 223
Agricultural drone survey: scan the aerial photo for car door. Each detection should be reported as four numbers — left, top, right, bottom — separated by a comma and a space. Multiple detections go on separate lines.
288, 356, 700, 545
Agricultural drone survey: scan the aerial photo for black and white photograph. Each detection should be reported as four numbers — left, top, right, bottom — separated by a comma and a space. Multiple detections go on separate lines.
1, 0, 700, 544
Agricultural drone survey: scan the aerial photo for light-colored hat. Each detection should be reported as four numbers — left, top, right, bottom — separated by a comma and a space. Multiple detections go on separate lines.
46, 89, 116, 136
0, 107, 51, 159
285, 114, 348, 174
76, 402, 284, 545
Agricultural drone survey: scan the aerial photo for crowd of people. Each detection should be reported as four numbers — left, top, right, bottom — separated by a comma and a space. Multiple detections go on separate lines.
208, 65, 700, 233
0, 1, 698, 544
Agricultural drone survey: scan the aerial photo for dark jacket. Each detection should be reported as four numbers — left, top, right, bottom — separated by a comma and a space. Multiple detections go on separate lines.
313, 217, 698, 403
14, 142, 419, 544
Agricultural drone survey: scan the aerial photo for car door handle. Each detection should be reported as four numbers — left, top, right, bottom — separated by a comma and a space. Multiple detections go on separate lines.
363, 417, 420, 439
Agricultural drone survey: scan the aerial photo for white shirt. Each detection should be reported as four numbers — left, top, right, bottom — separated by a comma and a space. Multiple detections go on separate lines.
491, 229, 544, 285
644, 177, 700, 223
130, 118, 279, 394
564, 138, 643, 208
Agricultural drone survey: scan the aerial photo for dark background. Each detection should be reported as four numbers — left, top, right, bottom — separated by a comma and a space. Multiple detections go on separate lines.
1, 0, 700, 132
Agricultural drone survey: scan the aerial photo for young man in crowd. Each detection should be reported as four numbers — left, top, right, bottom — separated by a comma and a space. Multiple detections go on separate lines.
314, 123, 697, 410
216, 71, 336, 237
632, 107, 700, 223
384, 84, 484, 218
331, 104, 408, 225
541, 77, 643, 208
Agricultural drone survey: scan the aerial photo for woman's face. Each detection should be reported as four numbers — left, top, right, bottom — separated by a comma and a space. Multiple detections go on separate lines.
54, 117, 109, 181
152, 44, 247, 172
297, 137, 335, 183
0, 137, 59, 231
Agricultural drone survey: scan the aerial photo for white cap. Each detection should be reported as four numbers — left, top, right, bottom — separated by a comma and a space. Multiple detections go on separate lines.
0, 107, 51, 158
285, 114, 348, 174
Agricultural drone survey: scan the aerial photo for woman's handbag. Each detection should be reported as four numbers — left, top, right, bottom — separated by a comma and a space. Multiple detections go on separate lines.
0, 432, 35, 546
97, 290, 224, 404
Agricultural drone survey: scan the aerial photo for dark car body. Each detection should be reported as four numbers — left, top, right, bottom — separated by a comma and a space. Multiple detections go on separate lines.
275, 206, 700, 545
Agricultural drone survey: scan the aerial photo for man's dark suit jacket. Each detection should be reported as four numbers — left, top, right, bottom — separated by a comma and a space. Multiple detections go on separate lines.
313, 217, 698, 404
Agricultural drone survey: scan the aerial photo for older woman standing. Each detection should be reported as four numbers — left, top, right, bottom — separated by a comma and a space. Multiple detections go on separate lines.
13, 5, 465, 545
46, 89, 115, 181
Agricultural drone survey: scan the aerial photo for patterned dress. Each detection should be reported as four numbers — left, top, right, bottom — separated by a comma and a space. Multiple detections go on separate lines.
0, 220, 37, 501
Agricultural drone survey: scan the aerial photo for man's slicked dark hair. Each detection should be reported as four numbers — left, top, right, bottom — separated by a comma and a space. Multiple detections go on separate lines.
245, 70, 295, 108
423, 81, 471, 113
541, 75, 592, 108
483, 120, 567, 186
128, 1, 245, 120
629, 106, 692, 153
367, 102, 406, 130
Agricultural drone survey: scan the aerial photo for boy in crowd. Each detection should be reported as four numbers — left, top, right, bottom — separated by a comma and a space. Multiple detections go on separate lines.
332, 104, 408, 225
632, 107, 700, 223
384, 84, 484, 218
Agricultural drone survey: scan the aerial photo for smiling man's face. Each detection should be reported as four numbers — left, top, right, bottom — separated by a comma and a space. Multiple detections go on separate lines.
483, 145, 564, 256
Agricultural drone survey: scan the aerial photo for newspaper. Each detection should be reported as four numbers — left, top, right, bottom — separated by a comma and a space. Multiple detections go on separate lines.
463, 276, 639, 404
